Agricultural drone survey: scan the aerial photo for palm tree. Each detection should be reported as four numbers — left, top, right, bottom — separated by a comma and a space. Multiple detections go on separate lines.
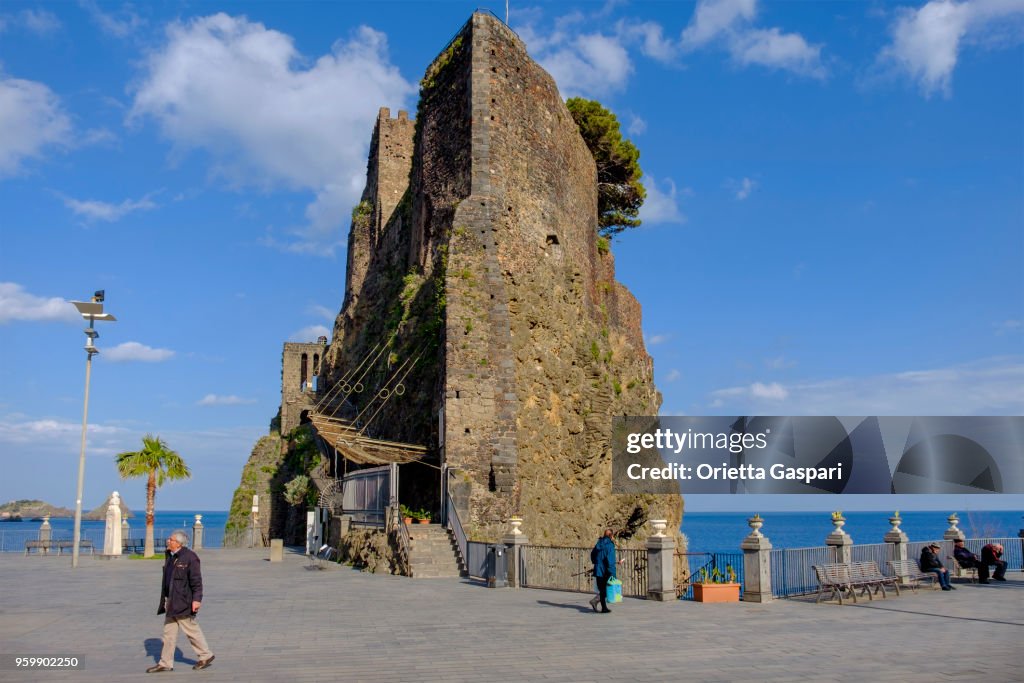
116, 435, 191, 557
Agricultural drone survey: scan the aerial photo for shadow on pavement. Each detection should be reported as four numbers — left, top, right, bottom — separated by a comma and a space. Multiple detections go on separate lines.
536, 599, 595, 613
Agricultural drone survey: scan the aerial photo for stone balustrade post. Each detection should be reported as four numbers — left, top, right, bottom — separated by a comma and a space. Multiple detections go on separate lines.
269, 538, 284, 562
942, 513, 967, 579
39, 515, 52, 555
502, 516, 526, 588
826, 514, 853, 565
192, 515, 204, 550
645, 534, 676, 602
884, 512, 910, 584
740, 516, 773, 603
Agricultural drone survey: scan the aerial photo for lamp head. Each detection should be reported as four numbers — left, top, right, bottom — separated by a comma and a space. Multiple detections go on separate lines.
92, 290, 105, 303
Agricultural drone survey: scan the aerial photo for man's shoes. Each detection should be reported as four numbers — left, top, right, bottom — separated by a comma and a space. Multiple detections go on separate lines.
941, 586, 951, 591
600, 608, 612, 613
193, 656, 215, 670
993, 577, 1007, 582
978, 580, 990, 584
948, 585, 956, 590
146, 665, 173, 673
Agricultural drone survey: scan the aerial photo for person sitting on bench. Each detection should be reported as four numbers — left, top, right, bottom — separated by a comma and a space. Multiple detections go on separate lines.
952, 539, 986, 583
920, 544, 954, 591
980, 543, 1007, 582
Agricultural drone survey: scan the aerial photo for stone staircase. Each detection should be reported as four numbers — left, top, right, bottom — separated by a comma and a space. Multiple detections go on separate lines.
407, 524, 463, 578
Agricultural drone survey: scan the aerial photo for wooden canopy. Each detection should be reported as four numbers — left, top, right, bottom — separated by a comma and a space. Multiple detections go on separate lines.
309, 412, 428, 466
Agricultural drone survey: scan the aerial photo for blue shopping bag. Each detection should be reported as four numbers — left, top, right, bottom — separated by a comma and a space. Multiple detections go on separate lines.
607, 577, 623, 603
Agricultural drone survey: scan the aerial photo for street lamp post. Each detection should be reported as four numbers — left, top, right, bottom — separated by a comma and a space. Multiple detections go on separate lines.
69, 291, 116, 568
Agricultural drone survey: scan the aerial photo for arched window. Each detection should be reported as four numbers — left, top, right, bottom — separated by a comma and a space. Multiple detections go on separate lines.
300, 353, 308, 391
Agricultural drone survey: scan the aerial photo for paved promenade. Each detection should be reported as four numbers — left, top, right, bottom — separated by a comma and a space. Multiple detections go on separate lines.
0, 549, 1020, 682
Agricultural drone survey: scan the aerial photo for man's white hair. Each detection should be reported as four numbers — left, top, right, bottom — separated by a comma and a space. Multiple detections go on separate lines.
171, 530, 190, 546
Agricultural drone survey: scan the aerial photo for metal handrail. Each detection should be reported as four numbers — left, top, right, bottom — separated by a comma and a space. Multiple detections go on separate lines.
445, 482, 468, 573
390, 506, 412, 575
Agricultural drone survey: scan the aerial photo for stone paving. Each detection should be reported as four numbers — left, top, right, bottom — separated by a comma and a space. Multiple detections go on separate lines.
0, 549, 1020, 682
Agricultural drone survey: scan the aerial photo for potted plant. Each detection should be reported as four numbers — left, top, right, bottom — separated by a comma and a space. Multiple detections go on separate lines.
692, 564, 740, 603
416, 508, 431, 525
400, 504, 414, 525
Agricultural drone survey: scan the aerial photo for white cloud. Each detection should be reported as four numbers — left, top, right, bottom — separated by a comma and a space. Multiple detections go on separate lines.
682, 0, 757, 47
535, 32, 634, 97
0, 415, 129, 459
647, 333, 671, 346
289, 324, 331, 342
61, 193, 158, 222
640, 175, 686, 225
617, 19, 678, 62
130, 14, 415, 253
626, 113, 647, 136
103, 342, 176, 363
0, 282, 79, 324
765, 356, 797, 369
734, 176, 757, 200
197, 394, 257, 406
307, 304, 336, 321
665, 369, 682, 382
0, 74, 72, 177
681, 0, 826, 78
78, 0, 144, 38
879, 0, 1024, 97
708, 357, 1024, 415
994, 319, 1021, 335
13, 9, 62, 35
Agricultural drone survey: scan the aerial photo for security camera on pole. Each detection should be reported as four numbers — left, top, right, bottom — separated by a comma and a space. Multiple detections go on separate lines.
69, 291, 116, 568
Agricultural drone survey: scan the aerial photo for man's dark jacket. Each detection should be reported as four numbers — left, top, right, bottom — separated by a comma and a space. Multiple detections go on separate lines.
158, 546, 204, 618
919, 547, 943, 571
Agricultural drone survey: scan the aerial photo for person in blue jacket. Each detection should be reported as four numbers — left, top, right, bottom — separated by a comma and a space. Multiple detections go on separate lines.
589, 528, 617, 613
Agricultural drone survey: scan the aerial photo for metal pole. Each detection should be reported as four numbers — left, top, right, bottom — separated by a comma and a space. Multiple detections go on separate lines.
72, 331, 94, 568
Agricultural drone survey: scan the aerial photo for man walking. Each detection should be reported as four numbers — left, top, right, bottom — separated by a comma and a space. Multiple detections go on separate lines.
147, 530, 215, 673
589, 528, 616, 614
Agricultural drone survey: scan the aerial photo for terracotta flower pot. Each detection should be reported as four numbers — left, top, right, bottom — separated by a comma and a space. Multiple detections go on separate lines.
693, 583, 740, 603
417, 518, 430, 525
403, 517, 413, 525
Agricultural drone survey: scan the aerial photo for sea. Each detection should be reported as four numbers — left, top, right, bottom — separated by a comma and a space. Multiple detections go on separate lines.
2, 509, 1021, 553
681, 509, 1024, 553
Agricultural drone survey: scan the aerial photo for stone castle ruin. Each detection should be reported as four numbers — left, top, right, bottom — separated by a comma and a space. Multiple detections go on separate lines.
230, 12, 682, 548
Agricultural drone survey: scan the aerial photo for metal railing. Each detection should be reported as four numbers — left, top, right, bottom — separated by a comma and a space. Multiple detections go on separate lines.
770, 545, 839, 597
520, 545, 594, 593
850, 543, 894, 571
389, 506, 412, 575
444, 471, 469, 574
466, 541, 490, 580
517, 544, 646, 596
617, 547, 648, 598
2, 526, 249, 553
677, 552, 745, 600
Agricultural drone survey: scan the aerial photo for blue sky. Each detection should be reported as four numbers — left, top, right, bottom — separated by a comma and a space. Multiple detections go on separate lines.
0, 1, 1021, 515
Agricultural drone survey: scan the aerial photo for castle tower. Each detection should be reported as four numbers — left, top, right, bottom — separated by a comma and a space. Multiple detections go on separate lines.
321, 12, 678, 544
280, 337, 328, 435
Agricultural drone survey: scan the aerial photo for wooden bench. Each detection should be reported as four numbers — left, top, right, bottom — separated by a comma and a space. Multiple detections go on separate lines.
24, 540, 52, 555
56, 540, 94, 555
813, 563, 857, 604
889, 560, 939, 591
122, 538, 167, 554
849, 561, 900, 599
